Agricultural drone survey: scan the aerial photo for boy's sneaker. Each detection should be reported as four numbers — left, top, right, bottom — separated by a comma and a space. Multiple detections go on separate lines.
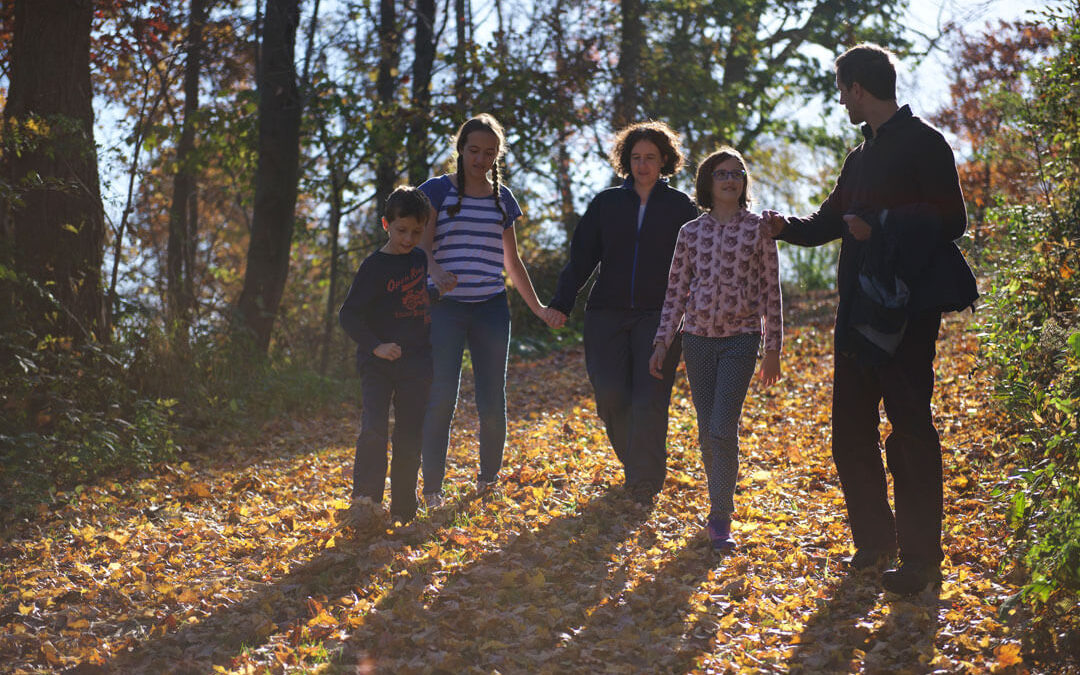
476, 478, 498, 496
706, 516, 736, 552
881, 562, 943, 595
343, 496, 385, 535
423, 491, 445, 509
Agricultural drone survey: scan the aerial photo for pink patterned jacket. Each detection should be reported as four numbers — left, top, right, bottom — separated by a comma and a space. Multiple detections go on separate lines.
653, 209, 783, 352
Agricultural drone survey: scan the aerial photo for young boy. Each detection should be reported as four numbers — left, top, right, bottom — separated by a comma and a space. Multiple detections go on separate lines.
339, 186, 455, 531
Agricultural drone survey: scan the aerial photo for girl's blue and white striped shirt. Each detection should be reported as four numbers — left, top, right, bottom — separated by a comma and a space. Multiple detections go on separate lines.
419, 175, 522, 302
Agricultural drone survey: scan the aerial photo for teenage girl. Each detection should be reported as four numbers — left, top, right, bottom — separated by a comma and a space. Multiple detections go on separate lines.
418, 113, 560, 506
649, 146, 783, 550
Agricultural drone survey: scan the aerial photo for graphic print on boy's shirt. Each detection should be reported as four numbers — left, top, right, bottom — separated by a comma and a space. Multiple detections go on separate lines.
388, 263, 431, 321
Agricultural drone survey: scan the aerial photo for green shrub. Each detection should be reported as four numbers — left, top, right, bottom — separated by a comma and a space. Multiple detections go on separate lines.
0, 325, 179, 522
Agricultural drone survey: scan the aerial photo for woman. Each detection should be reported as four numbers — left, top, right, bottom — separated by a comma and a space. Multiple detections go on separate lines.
548, 120, 699, 505
649, 146, 783, 550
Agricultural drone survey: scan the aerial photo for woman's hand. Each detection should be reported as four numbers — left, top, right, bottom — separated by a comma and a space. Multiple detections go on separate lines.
648, 343, 668, 380
538, 307, 567, 329
759, 349, 780, 385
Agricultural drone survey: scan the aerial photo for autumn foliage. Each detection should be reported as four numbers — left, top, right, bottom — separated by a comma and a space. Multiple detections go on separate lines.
0, 311, 1042, 673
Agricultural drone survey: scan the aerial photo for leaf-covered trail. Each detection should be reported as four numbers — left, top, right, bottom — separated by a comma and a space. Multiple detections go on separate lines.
2, 312, 1028, 673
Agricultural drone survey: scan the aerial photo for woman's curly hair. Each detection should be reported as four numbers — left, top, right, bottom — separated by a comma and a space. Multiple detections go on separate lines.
608, 120, 686, 178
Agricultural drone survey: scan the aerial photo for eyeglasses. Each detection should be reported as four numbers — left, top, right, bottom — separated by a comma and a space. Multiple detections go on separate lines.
712, 169, 746, 180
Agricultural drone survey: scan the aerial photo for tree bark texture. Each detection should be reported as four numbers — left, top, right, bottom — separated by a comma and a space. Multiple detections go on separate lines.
373, 0, 401, 217
232, 0, 302, 353
2, 0, 106, 342
407, 0, 436, 185
613, 0, 642, 130
167, 0, 208, 332
454, 0, 470, 117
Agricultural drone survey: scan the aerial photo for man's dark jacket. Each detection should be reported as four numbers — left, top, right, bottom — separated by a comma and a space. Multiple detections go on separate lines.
776, 105, 978, 354
551, 179, 699, 315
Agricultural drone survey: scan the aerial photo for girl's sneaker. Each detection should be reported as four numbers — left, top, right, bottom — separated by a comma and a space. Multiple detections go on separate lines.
476, 478, 498, 496
423, 491, 445, 509
706, 516, 736, 552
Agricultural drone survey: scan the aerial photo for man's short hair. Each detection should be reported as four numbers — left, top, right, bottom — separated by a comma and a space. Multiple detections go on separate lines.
835, 43, 897, 101
384, 186, 432, 224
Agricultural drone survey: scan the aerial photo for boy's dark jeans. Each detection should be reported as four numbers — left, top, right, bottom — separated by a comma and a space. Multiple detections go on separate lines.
354, 355, 432, 522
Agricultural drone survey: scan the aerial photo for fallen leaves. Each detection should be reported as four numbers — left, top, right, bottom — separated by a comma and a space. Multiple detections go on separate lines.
0, 313, 1035, 673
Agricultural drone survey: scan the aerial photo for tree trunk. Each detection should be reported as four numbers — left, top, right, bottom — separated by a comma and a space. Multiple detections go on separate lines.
2, 0, 106, 342
167, 0, 208, 335
317, 121, 345, 375
373, 0, 401, 217
613, 0, 642, 129
454, 0, 470, 117
556, 139, 576, 248
407, 0, 436, 185
232, 0, 302, 353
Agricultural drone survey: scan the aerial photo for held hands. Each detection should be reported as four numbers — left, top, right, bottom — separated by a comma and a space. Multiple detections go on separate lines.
430, 262, 457, 295
759, 210, 788, 238
373, 342, 402, 361
537, 306, 567, 330
842, 214, 872, 241
648, 343, 667, 380
759, 350, 781, 386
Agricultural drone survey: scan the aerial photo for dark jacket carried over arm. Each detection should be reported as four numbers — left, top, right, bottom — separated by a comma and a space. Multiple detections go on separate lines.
550, 179, 699, 315
775, 105, 977, 354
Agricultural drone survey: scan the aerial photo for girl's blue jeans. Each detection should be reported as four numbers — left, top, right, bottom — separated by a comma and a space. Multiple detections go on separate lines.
421, 293, 510, 494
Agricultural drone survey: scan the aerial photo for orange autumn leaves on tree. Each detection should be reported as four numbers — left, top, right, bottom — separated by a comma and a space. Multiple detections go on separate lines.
931, 20, 1054, 253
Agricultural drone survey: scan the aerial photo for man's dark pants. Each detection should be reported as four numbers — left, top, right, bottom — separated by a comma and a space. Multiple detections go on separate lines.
353, 356, 432, 522
584, 308, 681, 495
831, 310, 944, 567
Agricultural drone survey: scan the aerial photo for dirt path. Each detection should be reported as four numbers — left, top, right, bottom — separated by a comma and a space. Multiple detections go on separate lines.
0, 312, 1027, 673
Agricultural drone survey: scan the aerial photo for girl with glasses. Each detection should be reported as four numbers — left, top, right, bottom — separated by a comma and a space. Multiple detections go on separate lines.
649, 146, 784, 550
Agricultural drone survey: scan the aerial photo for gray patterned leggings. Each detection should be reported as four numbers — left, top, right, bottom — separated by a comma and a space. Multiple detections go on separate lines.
681, 332, 760, 518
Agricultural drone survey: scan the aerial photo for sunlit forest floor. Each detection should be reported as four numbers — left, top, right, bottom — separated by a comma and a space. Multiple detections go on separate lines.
2, 306, 1033, 673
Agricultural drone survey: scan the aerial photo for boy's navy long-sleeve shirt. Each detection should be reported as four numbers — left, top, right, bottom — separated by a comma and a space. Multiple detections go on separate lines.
339, 249, 437, 370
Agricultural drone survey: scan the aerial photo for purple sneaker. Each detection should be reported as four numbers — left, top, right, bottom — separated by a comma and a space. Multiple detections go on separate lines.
707, 516, 736, 552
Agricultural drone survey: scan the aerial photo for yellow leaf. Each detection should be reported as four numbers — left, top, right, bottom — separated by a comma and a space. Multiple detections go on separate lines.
41, 640, 62, 665
106, 530, 131, 546
18, 603, 33, 615
994, 643, 1023, 667
177, 588, 199, 604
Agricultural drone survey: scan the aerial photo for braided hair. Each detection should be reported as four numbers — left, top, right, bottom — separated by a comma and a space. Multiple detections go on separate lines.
447, 114, 509, 225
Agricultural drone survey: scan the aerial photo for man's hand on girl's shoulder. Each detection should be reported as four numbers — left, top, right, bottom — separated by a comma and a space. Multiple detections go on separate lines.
760, 210, 788, 238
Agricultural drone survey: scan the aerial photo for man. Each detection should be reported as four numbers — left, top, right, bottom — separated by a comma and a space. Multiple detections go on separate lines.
761, 43, 977, 594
